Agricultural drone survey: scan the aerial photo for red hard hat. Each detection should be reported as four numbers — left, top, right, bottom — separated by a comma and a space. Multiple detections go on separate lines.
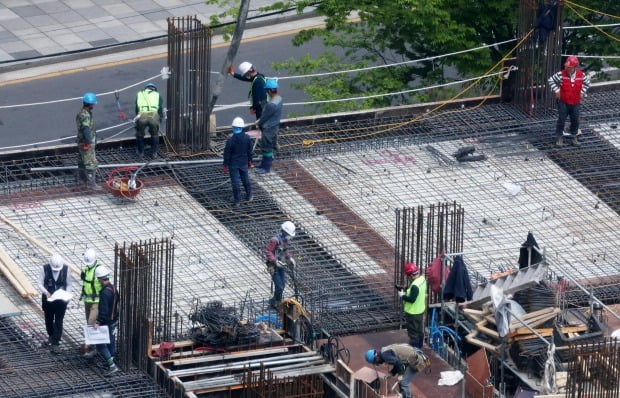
404, 262, 420, 275
565, 55, 579, 68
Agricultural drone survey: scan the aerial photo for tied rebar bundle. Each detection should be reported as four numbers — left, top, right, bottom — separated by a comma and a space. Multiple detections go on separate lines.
189, 301, 259, 347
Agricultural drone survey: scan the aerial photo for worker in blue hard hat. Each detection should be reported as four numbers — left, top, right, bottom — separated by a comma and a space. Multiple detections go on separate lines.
255, 78, 283, 175
76, 92, 101, 190
364, 344, 430, 398
134, 82, 164, 158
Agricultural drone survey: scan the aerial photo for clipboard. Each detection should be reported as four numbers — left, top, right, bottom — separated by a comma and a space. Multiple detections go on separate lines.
83, 325, 110, 345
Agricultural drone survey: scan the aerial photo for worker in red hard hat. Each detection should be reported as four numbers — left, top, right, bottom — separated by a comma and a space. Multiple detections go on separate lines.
548, 55, 591, 147
397, 262, 427, 348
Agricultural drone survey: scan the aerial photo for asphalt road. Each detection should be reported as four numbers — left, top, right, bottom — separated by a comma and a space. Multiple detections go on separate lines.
0, 31, 324, 152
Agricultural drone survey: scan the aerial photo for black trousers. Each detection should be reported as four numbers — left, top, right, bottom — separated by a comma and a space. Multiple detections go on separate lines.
42, 297, 68, 345
405, 312, 424, 348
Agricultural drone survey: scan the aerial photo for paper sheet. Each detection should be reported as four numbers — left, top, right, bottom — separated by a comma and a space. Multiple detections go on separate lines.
83, 325, 110, 345
48, 289, 74, 302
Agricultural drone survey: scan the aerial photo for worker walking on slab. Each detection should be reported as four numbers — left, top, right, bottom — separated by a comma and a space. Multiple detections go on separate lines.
255, 78, 283, 175
38, 253, 72, 354
265, 221, 296, 309
93, 266, 120, 375
223, 117, 253, 207
134, 82, 163, 157
365, 344, 430, 398
398, 262, 427, 348
548, 55, 590, 147
80, 248, 102, 358
229, 61, 267, 119
76, 92, 101, 190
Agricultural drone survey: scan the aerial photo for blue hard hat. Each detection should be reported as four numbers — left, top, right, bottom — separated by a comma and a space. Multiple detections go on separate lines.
145, 82, 157, 90
265, 78, 278, 90
365, 349, 376, 364
82, 92, 97, 105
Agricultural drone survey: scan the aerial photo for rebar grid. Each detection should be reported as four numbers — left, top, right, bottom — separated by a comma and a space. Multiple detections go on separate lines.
0, 315, 166, 398
0, 93, 619, 343
566, 338, 620, 397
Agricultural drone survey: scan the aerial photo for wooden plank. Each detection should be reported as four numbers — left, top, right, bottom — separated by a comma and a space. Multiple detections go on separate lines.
465, 330, 499, 355
511, 325, 587, 340
476, 320, 500, 340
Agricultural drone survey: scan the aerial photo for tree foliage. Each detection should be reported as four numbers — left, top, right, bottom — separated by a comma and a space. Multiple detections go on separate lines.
210, 0, 619, 114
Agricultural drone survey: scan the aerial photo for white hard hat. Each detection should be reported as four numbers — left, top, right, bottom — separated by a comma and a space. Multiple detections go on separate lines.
49, 254, 64, 271
238, 61, 253, 75
281, 221, 296, 237
232, 117, 245, 128
83, 248, 97, 266
95, 265, 111, 279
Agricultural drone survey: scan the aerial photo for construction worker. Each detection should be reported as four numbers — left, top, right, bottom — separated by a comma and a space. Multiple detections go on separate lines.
80, 248, 102, 357
223, 117, 253, 207
93, 265, 120, 376
364, 343, 429, 398
548, 55, 590, 147
229, 61, 267, 119
76, 92, 101, 190
255, 78, 283, 175
398, 262, 427, 348
134, 82, 163, 157
38, 253, 72, 354
265, 221, 296, 309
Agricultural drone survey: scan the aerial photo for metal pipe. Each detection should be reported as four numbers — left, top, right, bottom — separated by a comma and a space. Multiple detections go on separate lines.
30, 158, 222, 172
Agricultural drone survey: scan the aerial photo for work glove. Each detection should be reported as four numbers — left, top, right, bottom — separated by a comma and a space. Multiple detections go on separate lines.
397, 290, 406, 298
397, 375, 403, 382
81, 143, 91, 151
248, 161, 253, 169
249, 108, 256, 115
287, 257, 296, 267
133, 114, 140, 123
222, 166, 229, 174
228, 65, 234, 75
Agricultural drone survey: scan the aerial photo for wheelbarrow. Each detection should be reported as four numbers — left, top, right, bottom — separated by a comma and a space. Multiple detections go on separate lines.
106, 166, 144, 199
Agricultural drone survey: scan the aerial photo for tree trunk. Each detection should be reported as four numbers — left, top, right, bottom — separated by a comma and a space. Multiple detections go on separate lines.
208, 0, 251, 118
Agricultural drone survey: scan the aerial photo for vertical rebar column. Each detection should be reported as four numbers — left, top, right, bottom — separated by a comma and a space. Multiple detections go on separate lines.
394, 202, 465, 305
167, 16, 212, 154
514, 0, 563, 115
115, 238, 175, 372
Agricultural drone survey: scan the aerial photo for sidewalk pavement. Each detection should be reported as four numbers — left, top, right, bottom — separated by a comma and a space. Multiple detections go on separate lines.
0, 0, 293, 64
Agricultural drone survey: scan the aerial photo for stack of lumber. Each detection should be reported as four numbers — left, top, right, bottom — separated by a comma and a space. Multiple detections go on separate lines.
463, 306, 562, 353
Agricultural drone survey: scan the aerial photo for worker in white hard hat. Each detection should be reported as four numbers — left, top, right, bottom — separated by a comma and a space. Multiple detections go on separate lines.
93, 265, 120, 376
228, 61, 267, 119
223, 116, 253, 207
37, 253, 72, 354
264, 221, 297, 309
80, 248, 103, 357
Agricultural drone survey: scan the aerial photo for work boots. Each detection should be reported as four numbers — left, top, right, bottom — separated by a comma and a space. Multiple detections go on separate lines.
136, 136, 145, 157
86, 172, 102, 191
75, 169, 88, 187
256, 156, 273, 174
150, 136, 159, 157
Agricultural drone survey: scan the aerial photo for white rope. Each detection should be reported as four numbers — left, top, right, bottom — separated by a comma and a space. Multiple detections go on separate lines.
216, 69, 514, 108
278, 38, 518, 80
0, 73, 163, 109
563, 23, 620, 29
561, 54, 620, 59
0, 121, 134, 151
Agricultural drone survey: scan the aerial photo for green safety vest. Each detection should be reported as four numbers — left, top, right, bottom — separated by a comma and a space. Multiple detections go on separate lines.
81, 262, 102, 303
403, 275, 427, 315
137, 90, 160, 113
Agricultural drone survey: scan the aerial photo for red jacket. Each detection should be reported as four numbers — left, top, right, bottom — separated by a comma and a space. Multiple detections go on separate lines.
559, 69, 584, 106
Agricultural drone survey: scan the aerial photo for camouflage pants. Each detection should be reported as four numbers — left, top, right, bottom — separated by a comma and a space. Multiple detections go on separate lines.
78, 145, 98, 171
135, 113, 160, 138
